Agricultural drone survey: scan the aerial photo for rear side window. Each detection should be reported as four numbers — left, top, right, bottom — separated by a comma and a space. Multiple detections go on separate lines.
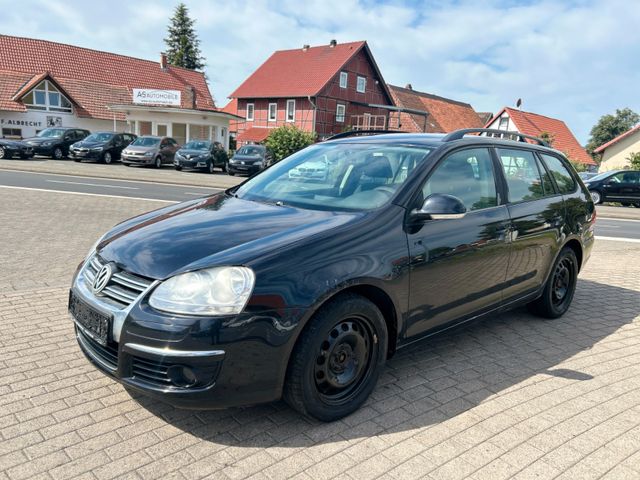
498, 149, 548, 202
540, 154, 576, 194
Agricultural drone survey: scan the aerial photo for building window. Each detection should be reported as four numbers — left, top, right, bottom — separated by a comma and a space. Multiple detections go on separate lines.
339, 71, 348, 89
356, 76, 366, 93
22, 80, 72, 113
336, 104, 346, 123
246, 103, 254, 121
268, 103, 277, 122
2, 128, 22, 138
498, 117, 509, 130
286, 99, 295, 122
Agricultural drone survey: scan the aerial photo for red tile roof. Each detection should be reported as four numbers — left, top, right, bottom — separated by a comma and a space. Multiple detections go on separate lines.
230, 41, 371, 99
486, 107, 595, 165
237, 127, 271, 143
593, 124, 640, 153
388, 84, 484, 133
0, 34, 217, 120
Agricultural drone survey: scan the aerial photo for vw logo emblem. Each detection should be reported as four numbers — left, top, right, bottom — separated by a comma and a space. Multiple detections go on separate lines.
93, 263, 114, 294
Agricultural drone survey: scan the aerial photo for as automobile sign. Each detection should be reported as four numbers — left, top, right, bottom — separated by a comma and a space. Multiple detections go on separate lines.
132, 89, 181, 106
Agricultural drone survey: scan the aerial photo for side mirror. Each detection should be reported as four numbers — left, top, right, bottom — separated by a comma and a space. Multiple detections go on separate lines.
412, 194, 466, 221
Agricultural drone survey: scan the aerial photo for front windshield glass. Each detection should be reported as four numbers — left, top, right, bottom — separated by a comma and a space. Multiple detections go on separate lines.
234, 143, 433, 211
85, 133, 114, 142
183, 140, 211, 150
131, 137, 160, 147
237, 146, 265, 156
37, 128, 65, 138
588, 172, 613, 182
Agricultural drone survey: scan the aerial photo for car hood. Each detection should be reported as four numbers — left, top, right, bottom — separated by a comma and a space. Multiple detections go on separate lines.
97, 193, 360, 279
232, 154, 264, 162
74, 140, 108, 148
0, 140, 25, 147
177, 149, 208, 158
125, 145, 156, 153
24, 137, 59, 144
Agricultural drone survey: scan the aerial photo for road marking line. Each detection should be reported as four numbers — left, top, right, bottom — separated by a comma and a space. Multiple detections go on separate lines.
183, 192, 208, 196
595, 236, 640, 243
597, 217, 640, 223
0, 185, 176, 203
47, 180, 139, 190
0, 168, 223, 189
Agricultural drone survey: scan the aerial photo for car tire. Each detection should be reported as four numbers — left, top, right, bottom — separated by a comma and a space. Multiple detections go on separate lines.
102, 152, 113, 164
228, 171, 235, 176
207, 162, 215, 174
53, 147, 64, 160
175, 166, 182, 171
221, 162, 227, 172
0, 146, 8, 159
154, 156, 162, 169
73, 158, 81, 163
589, 190, 602, 204
284, 293, 388, 422
528, 247, 579, 319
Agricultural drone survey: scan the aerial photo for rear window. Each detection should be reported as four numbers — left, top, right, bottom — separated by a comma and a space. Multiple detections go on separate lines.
498, 148, 548, 202
540, 154, 576, 194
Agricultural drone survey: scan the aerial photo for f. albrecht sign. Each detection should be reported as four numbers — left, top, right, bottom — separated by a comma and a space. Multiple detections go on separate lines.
132, 89, 181, 106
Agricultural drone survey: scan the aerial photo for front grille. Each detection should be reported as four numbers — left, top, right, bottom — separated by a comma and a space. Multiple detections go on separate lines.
85, 256, 153, 308
131, 356, 172, 388
77, 328, 118, 371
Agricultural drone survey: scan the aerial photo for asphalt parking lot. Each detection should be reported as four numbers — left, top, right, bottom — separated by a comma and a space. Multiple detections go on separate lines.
1, 185, 640, 480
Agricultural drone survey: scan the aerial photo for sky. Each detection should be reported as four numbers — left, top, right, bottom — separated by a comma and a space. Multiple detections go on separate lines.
1, 0, 638, 143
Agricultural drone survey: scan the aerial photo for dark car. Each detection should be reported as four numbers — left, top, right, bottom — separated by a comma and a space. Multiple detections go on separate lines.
174, 140, 228, 173
121, 136, 179, 168
70, 132, 137, 164
227, 144, 273, 176
578, 171, 599, 182
0, 139, 34, 159
70, 128, 595, 421
24, 127, 90, 159
582, 170, 640, 206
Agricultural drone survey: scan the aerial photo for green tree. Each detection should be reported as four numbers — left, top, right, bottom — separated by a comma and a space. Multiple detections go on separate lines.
265, 125, 315, 162
627, 152, 640, 170
164, 3, 206, 70
586, 108, 640, 159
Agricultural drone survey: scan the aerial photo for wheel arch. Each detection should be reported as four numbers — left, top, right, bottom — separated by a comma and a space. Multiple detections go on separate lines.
563, 237, 583, 272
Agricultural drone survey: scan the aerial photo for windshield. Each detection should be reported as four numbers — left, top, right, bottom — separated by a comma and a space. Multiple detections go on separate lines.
84, 133, 114, 142
131, 137, 160, 147
234, 143, 433, 211
183, 140, 211, 150
237, 146, 265, 156
37, 128, 66, 138
587, 172, 613, 182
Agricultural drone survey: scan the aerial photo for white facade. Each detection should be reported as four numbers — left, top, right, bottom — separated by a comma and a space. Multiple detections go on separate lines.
598, 129, 640, 172
0, 109, 125, 139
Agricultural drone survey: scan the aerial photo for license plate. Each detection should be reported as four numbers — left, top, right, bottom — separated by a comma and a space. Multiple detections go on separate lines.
69, 291, 111, 346
77, 152, 87, 157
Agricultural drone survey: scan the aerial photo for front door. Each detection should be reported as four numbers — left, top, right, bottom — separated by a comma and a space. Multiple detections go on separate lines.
405, 147, 511, 338
603, 171, 640, 203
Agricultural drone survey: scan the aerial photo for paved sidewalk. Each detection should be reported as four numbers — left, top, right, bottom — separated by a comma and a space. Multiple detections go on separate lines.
0, 158, 242, 189
1, 188, 639, 480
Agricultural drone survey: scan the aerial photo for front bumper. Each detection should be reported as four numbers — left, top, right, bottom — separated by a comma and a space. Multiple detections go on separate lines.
2, 146, 33, 158
30, 145, 54, 156
70, 258, 302, 409
70, 149, 102, 160
228, 163, 262, 175
175, 158, 208, 169
122, 154, 153, 165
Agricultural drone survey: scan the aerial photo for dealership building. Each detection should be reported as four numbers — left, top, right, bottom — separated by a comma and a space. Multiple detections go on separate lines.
0, 35, 236, 148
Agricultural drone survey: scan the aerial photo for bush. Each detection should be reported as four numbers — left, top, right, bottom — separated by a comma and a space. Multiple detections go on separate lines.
627, 152, 640, 170
265, 125, 315, 162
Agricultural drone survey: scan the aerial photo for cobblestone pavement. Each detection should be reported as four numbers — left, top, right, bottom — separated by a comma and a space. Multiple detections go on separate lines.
1, 188, 639, 480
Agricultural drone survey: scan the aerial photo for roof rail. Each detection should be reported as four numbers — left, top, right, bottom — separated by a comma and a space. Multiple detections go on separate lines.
441, 128, 549, 147
326, 130, 406, 141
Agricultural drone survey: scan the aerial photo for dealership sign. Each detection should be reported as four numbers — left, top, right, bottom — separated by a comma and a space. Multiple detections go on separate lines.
132, 89, 181, 106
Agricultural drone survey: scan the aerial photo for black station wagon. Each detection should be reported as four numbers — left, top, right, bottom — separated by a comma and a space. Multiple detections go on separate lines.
70, 128, 595, 421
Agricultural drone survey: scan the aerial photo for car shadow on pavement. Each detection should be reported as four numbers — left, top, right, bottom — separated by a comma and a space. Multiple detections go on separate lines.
128, 278, 639, 447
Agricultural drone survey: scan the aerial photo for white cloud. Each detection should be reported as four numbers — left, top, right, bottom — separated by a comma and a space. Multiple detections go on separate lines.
0, 0, 638, 142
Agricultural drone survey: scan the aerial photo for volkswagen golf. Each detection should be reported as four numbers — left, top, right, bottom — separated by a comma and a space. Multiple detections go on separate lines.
70, 128, 595, 421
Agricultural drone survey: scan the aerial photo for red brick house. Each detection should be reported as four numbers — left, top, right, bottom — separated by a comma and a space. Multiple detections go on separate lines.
228, 40, 394, 145
387, 84, 484, 133
484, 107, 596, 167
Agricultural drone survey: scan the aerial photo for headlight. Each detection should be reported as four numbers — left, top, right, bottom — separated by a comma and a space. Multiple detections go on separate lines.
230, 158, 237, 163
144, 151, 154, 157
91, 146, 104, 152
149, 266, 255, 316
43, 141, 52, 146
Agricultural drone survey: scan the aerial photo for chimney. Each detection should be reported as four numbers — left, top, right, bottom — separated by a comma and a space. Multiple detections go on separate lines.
329, 39, 337, 48
405, 83, 413, 90
160, 52, 168, 70
302, 44, 310, 51
188, 86, 196, 109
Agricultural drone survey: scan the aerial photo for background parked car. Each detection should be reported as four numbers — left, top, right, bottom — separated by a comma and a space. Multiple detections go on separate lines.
70, 132, 137, 164
0, 139, 34, 159
583, 170, 640, 206
174, 140, 228, 173
578, 172, 599, 181
121, 136, 179, 168
24, 127, 90, 159
227, 144, 273, 176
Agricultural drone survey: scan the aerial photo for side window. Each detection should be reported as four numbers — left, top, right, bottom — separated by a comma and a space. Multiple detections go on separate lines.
422, 148, 498, 211
540, 154, 577, 194
498, 149, 548, 202
610, 171, 639, 184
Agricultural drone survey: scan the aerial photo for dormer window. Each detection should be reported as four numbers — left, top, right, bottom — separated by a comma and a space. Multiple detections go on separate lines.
22, 80, 72, 113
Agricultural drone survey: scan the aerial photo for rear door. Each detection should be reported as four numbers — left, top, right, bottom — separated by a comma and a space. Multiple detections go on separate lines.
497, 147, 564, 301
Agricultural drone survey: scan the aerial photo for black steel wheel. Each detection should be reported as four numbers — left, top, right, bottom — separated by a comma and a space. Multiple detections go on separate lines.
528, 247, 578, 318
284, 293, 387, 421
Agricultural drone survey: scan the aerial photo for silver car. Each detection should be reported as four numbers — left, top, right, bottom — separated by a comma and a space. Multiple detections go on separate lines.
121, 136, 179, 168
